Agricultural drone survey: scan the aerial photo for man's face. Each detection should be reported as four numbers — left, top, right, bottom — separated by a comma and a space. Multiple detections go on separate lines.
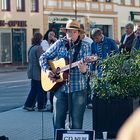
66, 29, 79, 42
125, 26, 133, 35
94, 35, 102, 43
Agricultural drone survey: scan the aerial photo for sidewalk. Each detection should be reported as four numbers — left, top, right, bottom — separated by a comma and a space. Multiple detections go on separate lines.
0, 108, 92, 140
0, 66, 116, 140
0, 64, 27, 73
0, 66, 92, 140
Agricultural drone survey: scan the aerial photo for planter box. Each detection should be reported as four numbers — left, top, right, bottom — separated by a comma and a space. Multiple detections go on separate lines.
92, 97, 139, 139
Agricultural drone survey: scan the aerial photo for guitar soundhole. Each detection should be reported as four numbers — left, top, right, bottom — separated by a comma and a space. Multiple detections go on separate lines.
55, 67, 61, 79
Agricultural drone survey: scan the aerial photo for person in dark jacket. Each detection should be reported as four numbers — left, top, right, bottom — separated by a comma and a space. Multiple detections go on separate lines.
23, 32, 46, 111
119, 23, 135, 53
132, 25, 140, 50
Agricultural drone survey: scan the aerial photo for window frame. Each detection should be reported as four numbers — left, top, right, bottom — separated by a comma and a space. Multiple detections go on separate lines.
130, 0, 135, 6
1, 0, 10, 11
106, 0, 111, 2
121, 0, 125, 5
16, 0, 25, 12
31, 0, 39, 12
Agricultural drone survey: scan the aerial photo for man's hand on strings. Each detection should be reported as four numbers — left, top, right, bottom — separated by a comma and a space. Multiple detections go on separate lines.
48, 70, 60, 82
78, 60, 87, 74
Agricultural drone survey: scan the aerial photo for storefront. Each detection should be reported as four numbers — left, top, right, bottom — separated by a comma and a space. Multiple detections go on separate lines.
88, 17, 115, 38
0, 20, 27, 64
47, 16, 85, 38
12, 28, 26, 65
47, 16, 114, 39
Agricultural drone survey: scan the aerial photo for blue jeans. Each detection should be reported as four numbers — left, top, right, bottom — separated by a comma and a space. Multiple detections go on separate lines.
24, 79, 46, 109
53, 85, 87, 133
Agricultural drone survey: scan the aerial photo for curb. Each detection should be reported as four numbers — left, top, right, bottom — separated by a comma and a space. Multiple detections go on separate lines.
0, 66, 27, 73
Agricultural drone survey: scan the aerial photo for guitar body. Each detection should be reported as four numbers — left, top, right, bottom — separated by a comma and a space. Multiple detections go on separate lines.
41, 58, 67, 92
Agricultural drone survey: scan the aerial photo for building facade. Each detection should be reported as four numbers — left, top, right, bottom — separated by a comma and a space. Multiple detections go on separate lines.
0, 0, 140, 65
0, 0, 43, 65
43, 0, 140, 42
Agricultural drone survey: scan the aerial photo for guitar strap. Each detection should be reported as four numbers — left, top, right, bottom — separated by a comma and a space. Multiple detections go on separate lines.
72, 40, 82, 62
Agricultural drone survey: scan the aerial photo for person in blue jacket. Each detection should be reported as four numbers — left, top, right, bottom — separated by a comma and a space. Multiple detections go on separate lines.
91, 28, 119, 77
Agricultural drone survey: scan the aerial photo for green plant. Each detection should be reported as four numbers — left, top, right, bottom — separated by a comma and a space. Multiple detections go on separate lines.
91, 49, 140, 100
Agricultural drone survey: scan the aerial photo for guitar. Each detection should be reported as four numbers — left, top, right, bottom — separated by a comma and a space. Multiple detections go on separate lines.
41, 55, 97, 91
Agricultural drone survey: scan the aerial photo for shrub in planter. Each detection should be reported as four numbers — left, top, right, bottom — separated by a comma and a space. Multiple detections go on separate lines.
90, 50, 140, 138
91, 49, 140, 99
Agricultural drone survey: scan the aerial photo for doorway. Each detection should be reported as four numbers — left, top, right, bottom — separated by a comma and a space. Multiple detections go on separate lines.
12, 29, 26, 65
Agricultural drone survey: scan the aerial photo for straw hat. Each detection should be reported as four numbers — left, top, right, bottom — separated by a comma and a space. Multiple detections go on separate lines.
61, 19, 85, 34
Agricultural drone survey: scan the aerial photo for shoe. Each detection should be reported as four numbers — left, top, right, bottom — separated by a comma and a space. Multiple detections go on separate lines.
0, 135, 9, 140
38, 108, 47, 112
23, 106, 35, 111
86, 103, 93, 109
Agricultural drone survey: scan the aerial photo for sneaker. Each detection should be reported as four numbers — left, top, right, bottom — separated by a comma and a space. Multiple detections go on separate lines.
86, 103, 93, 109
0, 135, 9, 140
38, 108, 47, 112
23, 106, 35, 111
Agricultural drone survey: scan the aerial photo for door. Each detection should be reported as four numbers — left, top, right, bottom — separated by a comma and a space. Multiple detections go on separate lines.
12, 29, 26, 65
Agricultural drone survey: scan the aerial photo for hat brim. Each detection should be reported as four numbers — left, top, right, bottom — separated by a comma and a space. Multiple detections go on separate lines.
60, 27, 85, 34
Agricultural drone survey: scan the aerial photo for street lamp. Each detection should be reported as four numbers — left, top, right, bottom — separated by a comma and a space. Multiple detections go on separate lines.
74, 0, 77, 19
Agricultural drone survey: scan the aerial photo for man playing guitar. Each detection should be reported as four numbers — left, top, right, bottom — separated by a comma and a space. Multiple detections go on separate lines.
39, 19, 96, 135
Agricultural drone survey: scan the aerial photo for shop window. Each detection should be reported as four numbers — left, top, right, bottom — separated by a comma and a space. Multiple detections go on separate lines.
121, 0, 125, 5
31, 0, 39, 12
12, 29, 26, 64
0, 32, 12, 63
130, 0, 135, 5
106, 0, 111, 2
17, 0, 25, 11
33, 28, 40, 35
90, 25, 109, 37
49, 23, 66, 38
1, 0, 10, 11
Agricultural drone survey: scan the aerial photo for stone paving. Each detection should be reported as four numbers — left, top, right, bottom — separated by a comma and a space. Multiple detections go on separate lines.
0, 108, 93, 140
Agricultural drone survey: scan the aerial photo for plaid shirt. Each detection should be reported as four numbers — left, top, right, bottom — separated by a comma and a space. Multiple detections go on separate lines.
39, 37, 92, 93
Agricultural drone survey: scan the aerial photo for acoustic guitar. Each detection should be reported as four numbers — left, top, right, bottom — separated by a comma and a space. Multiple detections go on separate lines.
41, 55, 97, 91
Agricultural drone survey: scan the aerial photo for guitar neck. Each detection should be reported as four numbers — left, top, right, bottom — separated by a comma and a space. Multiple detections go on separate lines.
60, 61, 80, 72
58, 55, 97, 73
